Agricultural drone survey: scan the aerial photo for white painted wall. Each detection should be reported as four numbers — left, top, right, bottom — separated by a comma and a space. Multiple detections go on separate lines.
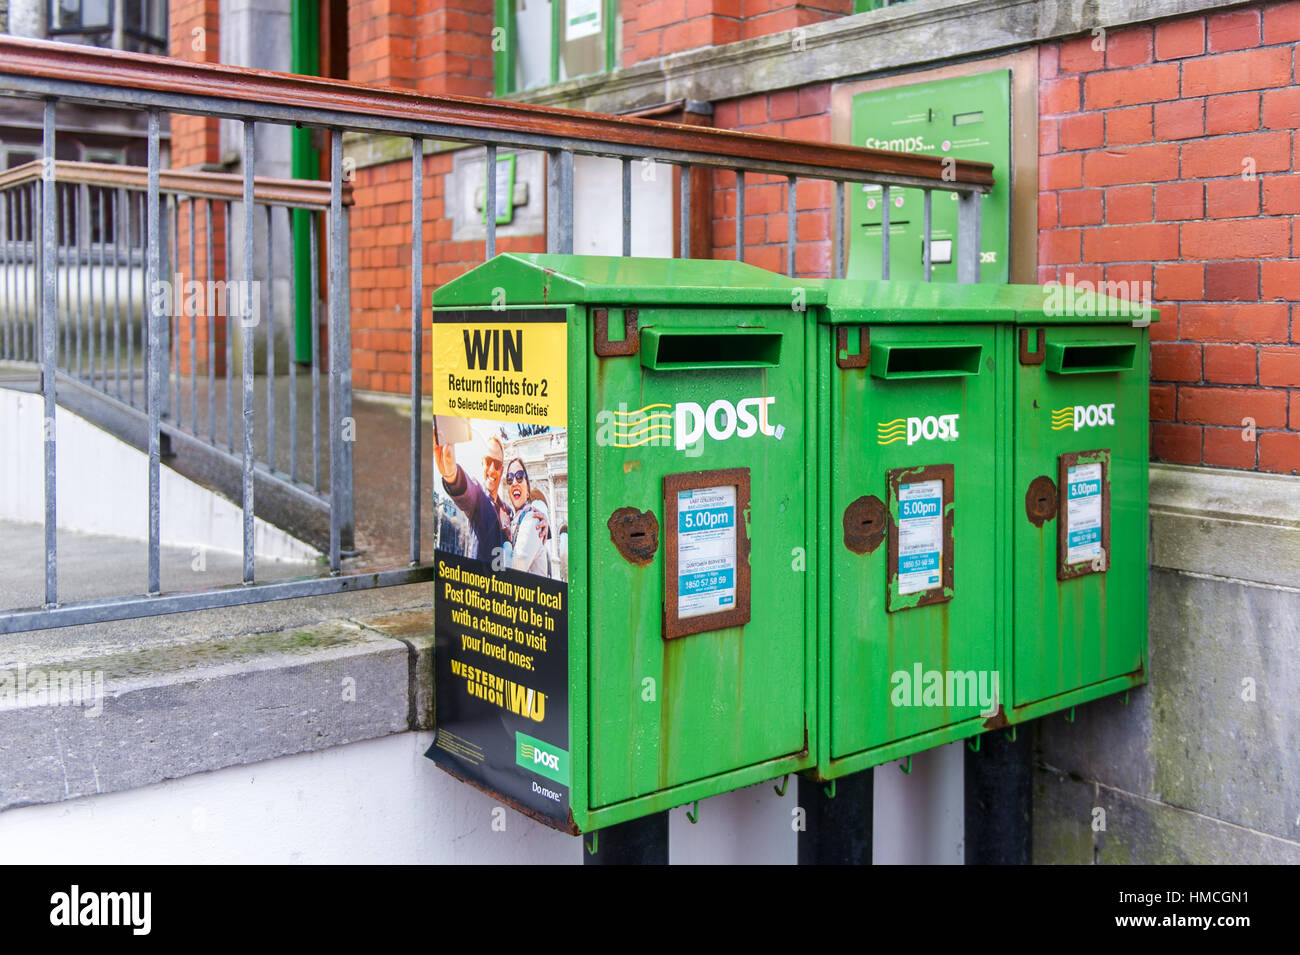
0, 387, 319, 562
574, 155, 674, 257
0, 729, 963, 864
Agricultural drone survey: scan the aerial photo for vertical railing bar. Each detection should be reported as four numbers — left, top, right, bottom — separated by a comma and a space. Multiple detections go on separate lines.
288, 205, 298, 483
21, 186, 31, 361
113, 187, 123, 394
881, 185, 891, 281
621, 157, 631, 257
168, 193, 178, 428
786, 175, 796, 277
834, 180, 846, 280
94, 186, 104, 393
265, 202, 276, 474
679, 164, 691, 259
134, 192, 145, 408
59, 184, 69, 368
97, 187, 107, 389
736, 170, 745, 264
310, 208, 320, 493
241, 122, 257, 584
328, 129, 343, 572
79, 186, 91, 384
1, 191, 9, 360
41, 99, 58, 608
484, 143, 496, 260
545, 149, 574, 255
224, 198, 233, 451
189, 197, 197, 431
411, 136, 424, 565
923, 189, 932, 283
956, 190, 980, 284
206, 198, 216, 444
104, 189, 116, 397
146, 110, 162, 596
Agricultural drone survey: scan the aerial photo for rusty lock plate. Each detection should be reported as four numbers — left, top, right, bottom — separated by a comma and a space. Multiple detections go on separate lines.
843, 495, 886, 555
1025, 475, 1057, 527
608, 507, 659, 565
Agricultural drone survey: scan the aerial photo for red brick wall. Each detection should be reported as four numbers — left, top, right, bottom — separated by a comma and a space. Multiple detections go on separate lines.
350, 0, 493, 95
627, 0, 851, 61
1039, 3, 1300, 474
711, 84, 834, 276
348, 154, 545, 395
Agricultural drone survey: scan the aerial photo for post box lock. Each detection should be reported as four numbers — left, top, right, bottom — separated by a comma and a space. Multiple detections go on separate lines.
1019, 327, 1046, 365
1025, 475, 1057, 527
843, 495, 886, 554
607, 507, 659, 566
836, 326, 870, 370
594, 307, 639, 358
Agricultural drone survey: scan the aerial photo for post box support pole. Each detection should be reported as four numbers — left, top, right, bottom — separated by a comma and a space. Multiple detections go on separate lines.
964, 723, 1033, 864
797, 770, 873, 865
582, 811, 669, 866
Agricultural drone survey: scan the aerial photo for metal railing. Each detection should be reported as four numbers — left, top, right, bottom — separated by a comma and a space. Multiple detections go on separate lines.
0, 159, 346, 519
0, 36, 991, 634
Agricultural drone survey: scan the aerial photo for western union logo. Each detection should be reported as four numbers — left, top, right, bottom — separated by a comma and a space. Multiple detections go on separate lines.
516, 731, 570, 785
608, 403, 673, 448
877, 418, 907, 445
1051, 407, 1074, 431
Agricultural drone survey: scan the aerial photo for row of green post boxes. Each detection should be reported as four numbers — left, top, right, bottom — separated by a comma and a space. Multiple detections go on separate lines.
426, 253, 1155, 835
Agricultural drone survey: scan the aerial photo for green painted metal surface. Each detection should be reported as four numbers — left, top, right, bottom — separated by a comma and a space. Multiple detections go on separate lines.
809, 277, 1156, 779
848, 70, 1010, 283
431, 254, 818, 833
1008, 323, 1150, 715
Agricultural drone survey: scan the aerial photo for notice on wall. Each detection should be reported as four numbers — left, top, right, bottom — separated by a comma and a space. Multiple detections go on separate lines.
676, 485, 737, 619
1065, 462, 1103, 566
897, 479, 943, 595
565, 0, 602, 40
426, 308, 571, 829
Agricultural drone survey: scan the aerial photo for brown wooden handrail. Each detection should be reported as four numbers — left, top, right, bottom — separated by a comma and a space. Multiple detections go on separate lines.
0, 36, 993, 191
0, 160, 348, 209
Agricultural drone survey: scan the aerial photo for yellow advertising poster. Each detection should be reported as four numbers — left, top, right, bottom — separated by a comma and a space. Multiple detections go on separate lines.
433, 308, 567, 428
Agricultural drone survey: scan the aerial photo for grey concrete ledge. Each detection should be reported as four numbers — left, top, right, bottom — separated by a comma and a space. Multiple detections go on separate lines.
1150, 463, 1300, 589
0, 606, 435, 813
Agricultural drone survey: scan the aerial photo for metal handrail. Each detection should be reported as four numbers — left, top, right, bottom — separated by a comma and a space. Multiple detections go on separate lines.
0, 160, 350, 209
0, 36, 992, 192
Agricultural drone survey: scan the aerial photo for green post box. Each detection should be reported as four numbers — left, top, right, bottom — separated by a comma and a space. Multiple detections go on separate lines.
1007, 288, 1157, 723
426, 253, 823, 833
806, 279, 1157, 780
809, 280, 1014, 780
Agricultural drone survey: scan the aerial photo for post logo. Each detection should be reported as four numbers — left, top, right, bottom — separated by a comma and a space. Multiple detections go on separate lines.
596, 397, 783, 451
516, 732, 570, 785
1052, 403, 1116, 431
877, 414, 960, 446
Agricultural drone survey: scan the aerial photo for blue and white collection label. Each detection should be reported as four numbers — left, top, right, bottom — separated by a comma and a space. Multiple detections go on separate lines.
1066, 462, 1103, 565
677, 485, 737, 619
898, 479, 943, 595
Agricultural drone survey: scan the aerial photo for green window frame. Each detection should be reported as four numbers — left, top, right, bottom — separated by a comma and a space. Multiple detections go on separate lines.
494, 0, 620, 96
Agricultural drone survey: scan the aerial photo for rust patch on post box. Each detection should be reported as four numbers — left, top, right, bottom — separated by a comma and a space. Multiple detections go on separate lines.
594, 307, 639, 357
607, 506, 659, 565
982, 704, 1010, 729
843, 495, 886, 554
1025, 475, 1057, 527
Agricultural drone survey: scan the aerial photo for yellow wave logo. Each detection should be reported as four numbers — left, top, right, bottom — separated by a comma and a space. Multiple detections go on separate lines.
1051, 407, 1074, 431
609, 403, 672, 448
520, 744, 535, 759
876, 418, 907, 445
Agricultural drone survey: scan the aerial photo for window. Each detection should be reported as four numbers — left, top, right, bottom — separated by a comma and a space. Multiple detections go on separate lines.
495, 0, 619, 95
47, 0, 168, 55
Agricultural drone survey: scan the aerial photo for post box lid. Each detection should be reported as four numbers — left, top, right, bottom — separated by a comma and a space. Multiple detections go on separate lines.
806, 278, 1158, 326
432, 253, 829, 308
